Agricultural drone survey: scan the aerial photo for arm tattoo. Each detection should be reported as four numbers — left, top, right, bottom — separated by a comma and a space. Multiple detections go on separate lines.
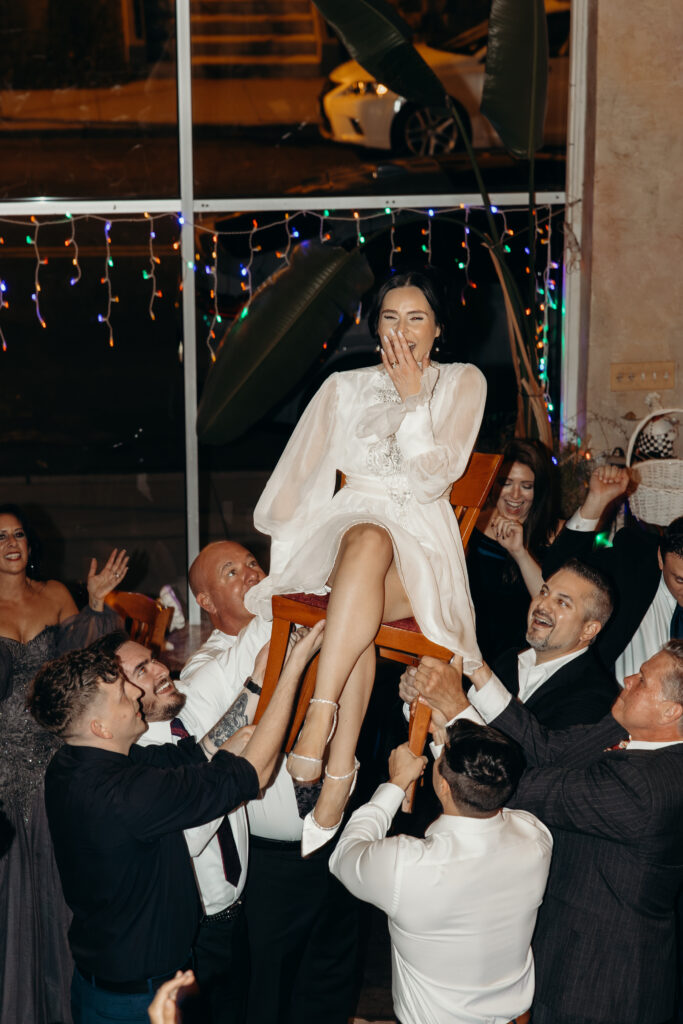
208, 692, 249, 747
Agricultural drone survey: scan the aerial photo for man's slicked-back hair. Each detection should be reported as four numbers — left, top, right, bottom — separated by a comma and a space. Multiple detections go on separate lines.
438, 719, 526, 812
661, 517, 683, 560
90, 630, 130, 661
27, 642, 122, 738
559, 557, 615, 627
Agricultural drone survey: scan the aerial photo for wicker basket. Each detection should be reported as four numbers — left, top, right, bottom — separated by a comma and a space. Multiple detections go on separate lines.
626, 407, 683, 526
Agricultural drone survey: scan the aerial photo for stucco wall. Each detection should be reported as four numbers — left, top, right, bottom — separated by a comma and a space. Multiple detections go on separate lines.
584, 0, 682, 455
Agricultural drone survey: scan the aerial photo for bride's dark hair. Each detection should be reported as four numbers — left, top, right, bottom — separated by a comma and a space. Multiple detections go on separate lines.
368, 270, 448, 345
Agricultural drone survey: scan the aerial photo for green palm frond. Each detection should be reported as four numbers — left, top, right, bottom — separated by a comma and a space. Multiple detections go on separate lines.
197, 242, 374, 444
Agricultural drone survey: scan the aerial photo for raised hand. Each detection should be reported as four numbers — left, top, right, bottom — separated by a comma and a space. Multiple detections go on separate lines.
413, 654, 469, 722
87, 548, 129, 611
581, 465, 630, 520
381, 328, 425, 400
147, 969, 196, 1024
398, 664, 419, 705
285, 619, 325, 669
490, 514, 525, 556
388, 741, 428, 792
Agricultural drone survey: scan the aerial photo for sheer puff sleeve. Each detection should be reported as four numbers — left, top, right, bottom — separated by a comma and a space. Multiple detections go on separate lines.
395, 362, 486, 503
57, 603, 122, 655
252, 373, 340, 575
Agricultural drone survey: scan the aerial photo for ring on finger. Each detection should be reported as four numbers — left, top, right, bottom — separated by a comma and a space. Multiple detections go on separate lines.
391, 361, 398, 368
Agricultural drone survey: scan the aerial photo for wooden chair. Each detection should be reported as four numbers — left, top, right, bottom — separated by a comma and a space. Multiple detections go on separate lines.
104, 591, 174, 658
254, 451, 502, 779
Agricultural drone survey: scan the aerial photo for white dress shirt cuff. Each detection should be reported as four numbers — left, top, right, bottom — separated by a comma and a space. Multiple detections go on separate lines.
371, 781, 407, 819
467, 673, 513, 724
566, 509, 599, 531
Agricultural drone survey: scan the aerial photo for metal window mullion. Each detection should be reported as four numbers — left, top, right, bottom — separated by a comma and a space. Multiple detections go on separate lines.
176, 0, 201, 624
561, 0, 591, 442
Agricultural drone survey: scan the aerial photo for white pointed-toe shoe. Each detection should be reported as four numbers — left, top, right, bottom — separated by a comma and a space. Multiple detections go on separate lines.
300, 758, 360, 857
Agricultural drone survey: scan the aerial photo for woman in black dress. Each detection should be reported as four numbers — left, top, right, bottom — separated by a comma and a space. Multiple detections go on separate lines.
467, 440, 561, 664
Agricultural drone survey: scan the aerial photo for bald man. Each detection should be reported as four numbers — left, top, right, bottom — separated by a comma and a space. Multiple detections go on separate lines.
180, 540, 359, 1024
180, 543, 272, 733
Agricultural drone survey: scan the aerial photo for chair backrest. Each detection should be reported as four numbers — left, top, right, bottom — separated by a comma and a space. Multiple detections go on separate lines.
449, 451, 503, 549
104, 591, 173, 657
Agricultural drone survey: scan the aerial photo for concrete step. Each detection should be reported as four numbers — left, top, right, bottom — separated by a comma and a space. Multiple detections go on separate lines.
193, 0, 313, 14
191, 13, 315, 34
191, 53, 322, 77
192, 33, 318, 57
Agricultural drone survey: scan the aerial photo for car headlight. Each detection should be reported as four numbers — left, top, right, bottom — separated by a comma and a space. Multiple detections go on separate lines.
342, 80, 390, 97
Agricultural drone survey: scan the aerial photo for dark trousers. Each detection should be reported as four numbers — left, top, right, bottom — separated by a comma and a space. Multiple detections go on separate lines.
192, 904, 249, 1024
244, 836, 359, 1024
71, 968, 158, 1024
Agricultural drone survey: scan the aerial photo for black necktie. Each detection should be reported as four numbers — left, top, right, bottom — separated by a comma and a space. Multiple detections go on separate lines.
671, 605, 683, 640
170, 717, 241, 886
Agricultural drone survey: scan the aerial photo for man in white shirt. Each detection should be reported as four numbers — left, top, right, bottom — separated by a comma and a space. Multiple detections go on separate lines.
181, 540, 359, 1024
408, 640, 683, 1024
330, 720, 552, 1024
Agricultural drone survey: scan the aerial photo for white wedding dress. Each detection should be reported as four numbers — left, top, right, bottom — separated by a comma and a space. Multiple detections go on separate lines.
245, 361, 486, 671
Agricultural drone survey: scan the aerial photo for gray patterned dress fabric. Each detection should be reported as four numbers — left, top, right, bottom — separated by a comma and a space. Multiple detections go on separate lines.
0, 607, 119, 1024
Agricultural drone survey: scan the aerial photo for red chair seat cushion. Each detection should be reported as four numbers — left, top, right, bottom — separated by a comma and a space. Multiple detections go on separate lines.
282, 592, 420, 632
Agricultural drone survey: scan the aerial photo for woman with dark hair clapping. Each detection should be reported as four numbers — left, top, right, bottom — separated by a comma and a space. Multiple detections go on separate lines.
0, 503, 127, 1024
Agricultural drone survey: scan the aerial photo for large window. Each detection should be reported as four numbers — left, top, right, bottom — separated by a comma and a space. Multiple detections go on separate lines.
0, 0, 569, 611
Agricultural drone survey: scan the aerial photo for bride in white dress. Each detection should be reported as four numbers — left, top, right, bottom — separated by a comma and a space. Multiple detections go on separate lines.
245, 272, 486, 851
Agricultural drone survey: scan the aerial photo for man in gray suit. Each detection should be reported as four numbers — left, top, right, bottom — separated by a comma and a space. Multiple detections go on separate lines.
409, 639, 683, 1024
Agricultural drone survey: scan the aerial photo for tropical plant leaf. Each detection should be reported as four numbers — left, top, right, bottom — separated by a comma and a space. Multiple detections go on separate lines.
197, 242, 374, 445
313, 0, 447, 108
480, 0, 549, 158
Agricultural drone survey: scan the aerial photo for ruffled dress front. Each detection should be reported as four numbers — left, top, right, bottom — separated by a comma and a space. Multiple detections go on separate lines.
245, 362, 486, 671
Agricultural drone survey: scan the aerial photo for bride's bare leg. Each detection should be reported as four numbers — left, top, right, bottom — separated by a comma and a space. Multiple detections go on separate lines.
287, 524, 411, 781
312, 643, 375, 828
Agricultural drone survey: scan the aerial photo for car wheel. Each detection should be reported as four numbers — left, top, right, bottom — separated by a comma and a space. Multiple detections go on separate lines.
392, 101, 469, 156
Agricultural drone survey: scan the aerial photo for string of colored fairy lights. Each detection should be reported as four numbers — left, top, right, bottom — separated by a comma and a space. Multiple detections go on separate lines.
97, 220, 117, 347
0, 205, 564, 427
66, 212, 82, 287
144, 212, 162, 322
0, 277, 7, 352
29, 217, 47, 329
204, 232, 220, 360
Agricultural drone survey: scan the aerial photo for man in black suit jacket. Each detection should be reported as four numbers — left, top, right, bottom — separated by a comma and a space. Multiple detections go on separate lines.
493, 559, 619, 728
411, 639, 683, 1024
545, 469, 683, 674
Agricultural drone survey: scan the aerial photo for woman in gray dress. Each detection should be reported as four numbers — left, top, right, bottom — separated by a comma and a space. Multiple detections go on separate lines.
0, 504, 127, 1024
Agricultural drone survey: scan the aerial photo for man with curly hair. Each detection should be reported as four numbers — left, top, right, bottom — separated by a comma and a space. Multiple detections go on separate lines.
27, 625, 321, 1024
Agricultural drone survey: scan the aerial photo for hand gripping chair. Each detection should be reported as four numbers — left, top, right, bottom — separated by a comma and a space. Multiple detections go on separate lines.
253, 451, 502, 798
104, 590, 173, 659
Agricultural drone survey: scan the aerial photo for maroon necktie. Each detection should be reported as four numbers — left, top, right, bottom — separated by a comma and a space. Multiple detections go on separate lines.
170, 717, 241, 886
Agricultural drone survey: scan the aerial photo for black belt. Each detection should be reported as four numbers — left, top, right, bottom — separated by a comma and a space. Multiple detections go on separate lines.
204, 898, 243, 923
249, 834, 301, 852
76, 958, 192, 995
